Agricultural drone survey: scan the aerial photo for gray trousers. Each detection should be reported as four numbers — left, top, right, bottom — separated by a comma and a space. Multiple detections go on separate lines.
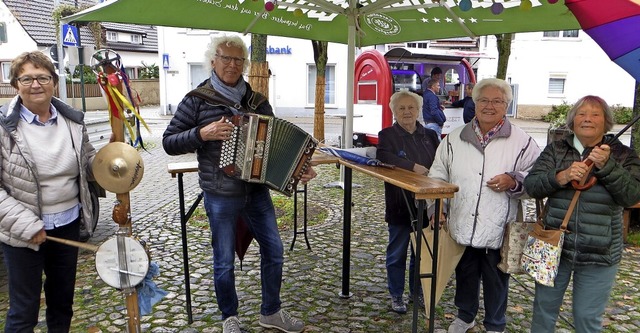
531, 258, 618, 333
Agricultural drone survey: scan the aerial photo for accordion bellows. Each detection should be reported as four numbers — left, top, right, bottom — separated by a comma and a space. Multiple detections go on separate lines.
219, 113, 317, 196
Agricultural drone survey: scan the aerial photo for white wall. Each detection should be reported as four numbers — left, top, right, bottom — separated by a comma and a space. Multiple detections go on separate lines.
476, 32, 636, 108
159, 27, 637, 119
158, 27, 350, 116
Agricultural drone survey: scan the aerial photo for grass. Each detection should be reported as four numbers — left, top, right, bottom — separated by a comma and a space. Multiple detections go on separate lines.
627, 231, 640, 247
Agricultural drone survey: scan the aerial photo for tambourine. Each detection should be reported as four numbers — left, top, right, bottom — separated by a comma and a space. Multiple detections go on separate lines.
47, 234, 149, 289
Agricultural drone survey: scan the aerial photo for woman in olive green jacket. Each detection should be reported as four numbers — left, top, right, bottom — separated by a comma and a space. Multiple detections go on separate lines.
523, 95, 640, 333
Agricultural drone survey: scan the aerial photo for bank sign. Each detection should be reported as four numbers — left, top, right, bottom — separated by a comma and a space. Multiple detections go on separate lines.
249, 45, 292, 55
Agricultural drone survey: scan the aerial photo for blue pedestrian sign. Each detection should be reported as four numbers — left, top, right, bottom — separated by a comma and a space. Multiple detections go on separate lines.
162, 54, 170, 70
62, 24, 79, 47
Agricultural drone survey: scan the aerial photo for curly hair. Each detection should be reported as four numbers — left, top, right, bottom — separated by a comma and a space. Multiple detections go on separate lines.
204, 34, 250, 73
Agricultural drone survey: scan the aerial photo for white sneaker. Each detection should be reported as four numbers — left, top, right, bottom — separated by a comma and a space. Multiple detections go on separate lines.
447, 317, 475, 333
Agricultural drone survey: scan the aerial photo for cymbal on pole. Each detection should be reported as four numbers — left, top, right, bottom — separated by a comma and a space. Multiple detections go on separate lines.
93, 142, 144, 194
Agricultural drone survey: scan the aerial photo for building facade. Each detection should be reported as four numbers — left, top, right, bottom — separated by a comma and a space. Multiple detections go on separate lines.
159, 27, 636, 120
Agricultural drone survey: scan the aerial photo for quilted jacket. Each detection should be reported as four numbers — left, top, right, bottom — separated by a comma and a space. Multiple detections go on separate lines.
523, 134, 640, 266
162, 79, 272, 196
0, 95, 96, 250
428, 119, 541, 249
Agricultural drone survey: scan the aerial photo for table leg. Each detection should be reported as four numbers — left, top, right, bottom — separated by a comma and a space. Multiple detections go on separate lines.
340, 167, 353, 298
178, 174, 204, 324
411, 199, 439, 333
290, 184, 311, 251
177, 173, 193, 324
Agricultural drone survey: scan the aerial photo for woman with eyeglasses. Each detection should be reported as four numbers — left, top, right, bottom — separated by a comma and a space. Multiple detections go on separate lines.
0, 51, 97, 331
427, 78, 541, 333
524, 96, 640, 332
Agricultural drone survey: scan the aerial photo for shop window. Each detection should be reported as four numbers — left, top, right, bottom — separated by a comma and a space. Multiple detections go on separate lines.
307, 64, 336, 106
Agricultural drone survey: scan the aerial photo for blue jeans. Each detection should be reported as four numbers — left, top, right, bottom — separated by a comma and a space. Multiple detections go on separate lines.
424, 123, 442, 141
531, 259, 618, 333
203, 187, 284, 319
3, 219, 79, 333
386, 223, 418, 297
454, 247, 509, 332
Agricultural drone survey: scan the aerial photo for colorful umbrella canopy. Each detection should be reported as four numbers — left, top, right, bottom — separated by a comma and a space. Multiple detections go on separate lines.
566, 0, 640, 81
64, 0, 581, 148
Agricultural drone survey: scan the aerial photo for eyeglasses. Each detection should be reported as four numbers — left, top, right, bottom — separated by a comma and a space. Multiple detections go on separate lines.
477, 98, 507, 108
16, 75, 53, 86
215, 54, 245, 66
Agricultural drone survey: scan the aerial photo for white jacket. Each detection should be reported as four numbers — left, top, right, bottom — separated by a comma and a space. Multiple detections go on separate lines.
428, 119, 540, 249
0, 95, 96, 250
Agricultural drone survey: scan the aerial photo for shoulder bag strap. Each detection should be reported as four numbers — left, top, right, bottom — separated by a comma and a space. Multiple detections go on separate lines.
560, 190, 581, 232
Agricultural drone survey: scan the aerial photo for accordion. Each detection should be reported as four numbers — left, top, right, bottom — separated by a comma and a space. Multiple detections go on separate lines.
219, 113, 317, 196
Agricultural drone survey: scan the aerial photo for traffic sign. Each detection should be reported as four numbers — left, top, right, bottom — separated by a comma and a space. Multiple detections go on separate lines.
162, 54, 170, 70
62, 24, 79, 47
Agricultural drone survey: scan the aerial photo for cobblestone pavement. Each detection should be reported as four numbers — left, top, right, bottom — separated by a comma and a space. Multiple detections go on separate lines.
0, 108, 639, 332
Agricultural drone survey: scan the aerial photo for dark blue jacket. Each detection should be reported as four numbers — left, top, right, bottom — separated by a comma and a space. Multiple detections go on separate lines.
452, 96, 476, 123
163, 79, 272, 196
422, 89, 446, 126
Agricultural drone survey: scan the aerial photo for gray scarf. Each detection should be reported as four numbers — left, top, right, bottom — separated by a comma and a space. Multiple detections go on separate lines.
210, 70, 247, 112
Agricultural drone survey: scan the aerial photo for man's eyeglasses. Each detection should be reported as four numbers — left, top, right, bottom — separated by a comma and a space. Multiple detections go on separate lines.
477, 98, 507, 108
16, 75, 53, 86
215, 54, 245, 66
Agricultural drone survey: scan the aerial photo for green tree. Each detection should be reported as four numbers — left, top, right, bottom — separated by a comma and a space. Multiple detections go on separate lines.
312, 40, 328, 142
631, 82, 640, 152
495, 33, 513, 80
249, 34, 270, 97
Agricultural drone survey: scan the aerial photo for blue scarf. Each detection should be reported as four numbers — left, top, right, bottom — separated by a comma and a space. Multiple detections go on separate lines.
210, 70, 247, 112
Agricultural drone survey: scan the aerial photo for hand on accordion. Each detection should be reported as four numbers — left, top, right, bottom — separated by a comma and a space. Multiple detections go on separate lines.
299, 166, 317, 185
199, 117, 234, 141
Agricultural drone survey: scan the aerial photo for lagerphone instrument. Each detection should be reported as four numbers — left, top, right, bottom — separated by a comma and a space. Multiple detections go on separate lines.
219, 113, 317, 196
47, 232, 149, 290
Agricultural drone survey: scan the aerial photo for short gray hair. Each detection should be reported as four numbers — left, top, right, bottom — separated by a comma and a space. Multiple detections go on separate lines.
204, 34, 250, 72
472, 78, 512, 106
389, 90, 423, 112
566, 95, 614, 133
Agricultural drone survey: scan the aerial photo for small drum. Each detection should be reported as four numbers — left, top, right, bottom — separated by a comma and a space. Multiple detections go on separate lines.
95, 236, 149, 289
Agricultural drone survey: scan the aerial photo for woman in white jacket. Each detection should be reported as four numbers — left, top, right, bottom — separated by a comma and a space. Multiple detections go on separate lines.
0, 51, 96, 332
428, 78, 540, 333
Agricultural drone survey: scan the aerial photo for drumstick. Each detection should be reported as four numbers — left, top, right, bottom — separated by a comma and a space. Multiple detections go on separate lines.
46, 236, 99, 252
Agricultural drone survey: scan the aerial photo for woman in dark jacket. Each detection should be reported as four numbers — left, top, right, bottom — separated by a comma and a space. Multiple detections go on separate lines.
523, 95, 640, 332
377, 90, 440, 314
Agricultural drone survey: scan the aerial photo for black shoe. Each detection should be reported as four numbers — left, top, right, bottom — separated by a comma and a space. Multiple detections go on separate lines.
390, 296, 407, 314
408, 292, 425, 308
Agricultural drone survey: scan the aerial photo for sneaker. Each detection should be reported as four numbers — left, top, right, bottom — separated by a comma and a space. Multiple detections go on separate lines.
222, 316, 242, 333
447, 317, 475, 333
408, 292, 425, 308
390, 295, 407, 314
259, 309, 305, 333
